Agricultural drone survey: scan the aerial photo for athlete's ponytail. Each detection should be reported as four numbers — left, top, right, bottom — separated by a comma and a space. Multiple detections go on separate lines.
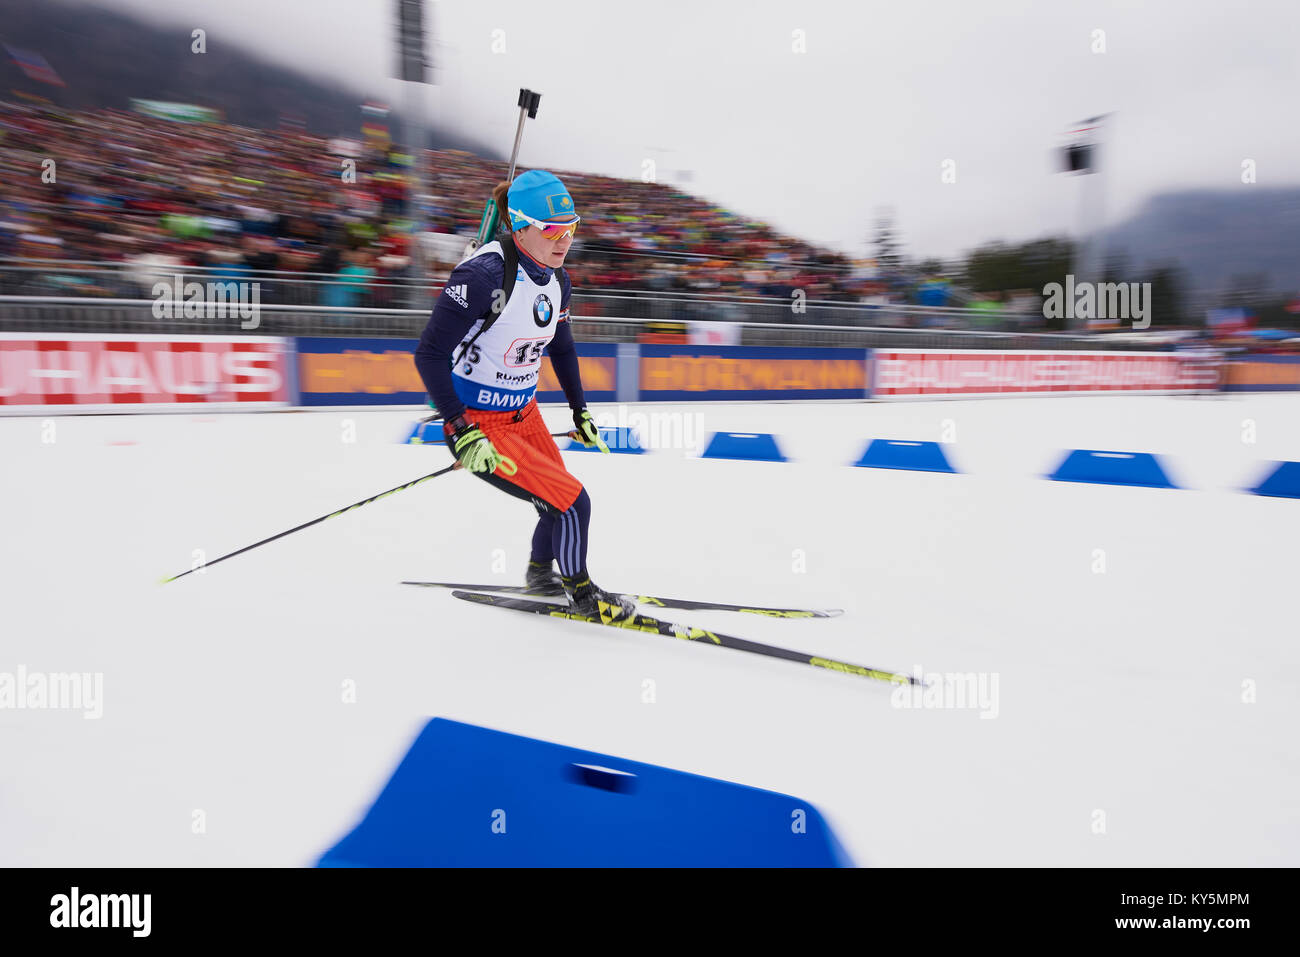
491, 181, 513, 232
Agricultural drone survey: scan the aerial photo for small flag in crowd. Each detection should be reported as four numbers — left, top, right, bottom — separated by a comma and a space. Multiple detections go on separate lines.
4, 45, 66, 87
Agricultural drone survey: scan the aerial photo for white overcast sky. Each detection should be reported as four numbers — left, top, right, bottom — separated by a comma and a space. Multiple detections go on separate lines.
63, 0, 1300, 261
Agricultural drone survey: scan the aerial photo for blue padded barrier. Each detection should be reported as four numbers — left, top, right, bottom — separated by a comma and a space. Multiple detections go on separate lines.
701, 432, 787, 462
1046, 449, 1178, 489
854, 439, 957, 473
318, 718, 853, 867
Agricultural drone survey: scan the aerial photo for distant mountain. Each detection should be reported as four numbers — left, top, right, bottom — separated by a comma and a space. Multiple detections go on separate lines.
1100, 187, 1300, 300
0, 0, 498, 154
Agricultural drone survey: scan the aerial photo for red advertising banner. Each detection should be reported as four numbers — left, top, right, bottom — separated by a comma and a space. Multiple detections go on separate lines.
871, 350, 1220, 398
0, 334, 291, 411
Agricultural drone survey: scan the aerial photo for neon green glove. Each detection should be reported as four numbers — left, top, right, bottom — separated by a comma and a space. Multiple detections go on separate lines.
573, 408, 609, 453
446, 416, 517, 475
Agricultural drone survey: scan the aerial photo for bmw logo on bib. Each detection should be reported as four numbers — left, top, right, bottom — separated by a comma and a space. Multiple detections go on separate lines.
533, 294, 555, 328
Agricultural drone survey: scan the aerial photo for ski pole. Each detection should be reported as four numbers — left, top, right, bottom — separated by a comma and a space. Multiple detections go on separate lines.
159, 462, 462, 584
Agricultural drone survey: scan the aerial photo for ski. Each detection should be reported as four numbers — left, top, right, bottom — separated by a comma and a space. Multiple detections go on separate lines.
451, 590, 917, 686
401, 580, 842, 618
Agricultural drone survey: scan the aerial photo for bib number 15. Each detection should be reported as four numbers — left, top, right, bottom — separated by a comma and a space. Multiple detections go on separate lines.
507, 338, 548, 367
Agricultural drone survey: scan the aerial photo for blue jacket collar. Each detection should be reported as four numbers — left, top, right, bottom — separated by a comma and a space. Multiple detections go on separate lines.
514, 241, 554, 284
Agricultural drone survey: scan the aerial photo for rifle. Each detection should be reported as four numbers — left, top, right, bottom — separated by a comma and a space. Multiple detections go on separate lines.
460, 88, 542, 263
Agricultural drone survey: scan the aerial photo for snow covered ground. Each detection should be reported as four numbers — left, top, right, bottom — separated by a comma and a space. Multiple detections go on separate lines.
3, 393, 1298, 866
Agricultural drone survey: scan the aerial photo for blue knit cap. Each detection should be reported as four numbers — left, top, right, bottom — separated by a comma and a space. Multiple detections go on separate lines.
506, 170, 577, 231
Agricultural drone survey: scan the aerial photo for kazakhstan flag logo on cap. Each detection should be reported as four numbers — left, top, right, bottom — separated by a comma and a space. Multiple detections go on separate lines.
546, 193, 574, 217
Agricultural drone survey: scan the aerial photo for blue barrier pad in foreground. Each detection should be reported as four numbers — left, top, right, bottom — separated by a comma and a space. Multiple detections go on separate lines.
318, 718, 853, 867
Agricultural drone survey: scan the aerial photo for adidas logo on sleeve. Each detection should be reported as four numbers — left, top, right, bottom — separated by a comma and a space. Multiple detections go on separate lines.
444, 284, 469, 308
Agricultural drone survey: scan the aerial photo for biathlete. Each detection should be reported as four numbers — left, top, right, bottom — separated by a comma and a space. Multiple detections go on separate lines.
414, 169, 637, 623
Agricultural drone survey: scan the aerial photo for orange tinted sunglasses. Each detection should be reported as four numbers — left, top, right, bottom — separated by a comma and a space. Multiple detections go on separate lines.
511, 208, 580, 240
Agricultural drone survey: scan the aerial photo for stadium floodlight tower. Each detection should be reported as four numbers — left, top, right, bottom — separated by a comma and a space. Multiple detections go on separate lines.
1061, 113, 1114, 331
395, 0, 433, 308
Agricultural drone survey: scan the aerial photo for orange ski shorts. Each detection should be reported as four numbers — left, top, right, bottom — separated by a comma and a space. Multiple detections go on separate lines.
453, 400, 583, 513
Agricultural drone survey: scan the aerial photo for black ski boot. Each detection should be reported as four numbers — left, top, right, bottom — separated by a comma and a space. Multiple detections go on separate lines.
562, 573, 637, 623
524, 560, 565, 596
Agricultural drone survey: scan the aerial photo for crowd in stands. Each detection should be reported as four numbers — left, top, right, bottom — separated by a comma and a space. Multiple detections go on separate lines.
0, 100, 417, 306
421, 146, 885, 303
0, 99, 972, 317
12, 98, 1288, 346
